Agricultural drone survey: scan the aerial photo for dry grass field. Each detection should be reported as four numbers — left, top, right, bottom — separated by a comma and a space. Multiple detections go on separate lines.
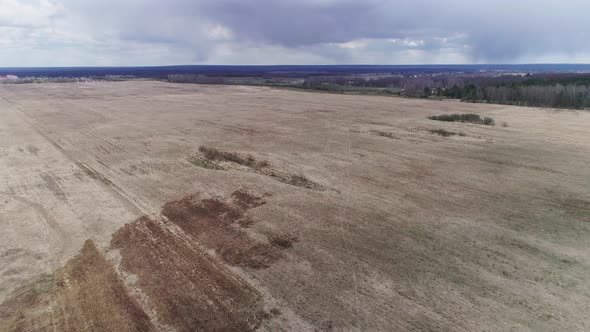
0, 81, 589, 331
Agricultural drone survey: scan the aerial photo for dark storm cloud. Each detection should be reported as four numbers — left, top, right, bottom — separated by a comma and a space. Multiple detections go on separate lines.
2, 0, 589, 65
199, 0, 396, 46
195, 0, 590, 61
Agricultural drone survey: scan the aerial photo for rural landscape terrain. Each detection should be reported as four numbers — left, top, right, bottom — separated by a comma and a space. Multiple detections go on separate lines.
0, 81, 589, 331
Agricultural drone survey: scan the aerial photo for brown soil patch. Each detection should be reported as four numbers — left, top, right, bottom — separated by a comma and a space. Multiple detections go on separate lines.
1, 190, 283, 332
161, 190, 286, 269
111, 216, 267, 331
231, 189, 268, 209
0, 240, 154, 332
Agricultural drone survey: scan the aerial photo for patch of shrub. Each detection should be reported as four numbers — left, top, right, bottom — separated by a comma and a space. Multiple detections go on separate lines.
188, 155, 225, 170
270, 234, 299, 249
429, 129, 457, 137
288, 174, 317, 188
483, 117, 495, 126
265, 171, 325, 191
371, 130, 398, 139
428, 113, 495, 126
198, 146, 268, 169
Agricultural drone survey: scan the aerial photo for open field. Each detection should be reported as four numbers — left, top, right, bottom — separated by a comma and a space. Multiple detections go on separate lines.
0, 81, 589, 331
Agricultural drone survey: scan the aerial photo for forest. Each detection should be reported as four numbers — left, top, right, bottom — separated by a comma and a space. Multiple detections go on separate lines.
301, 73, 590, 109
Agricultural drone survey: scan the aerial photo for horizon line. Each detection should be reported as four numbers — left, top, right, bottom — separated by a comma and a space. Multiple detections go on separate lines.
2, 63, 590, 69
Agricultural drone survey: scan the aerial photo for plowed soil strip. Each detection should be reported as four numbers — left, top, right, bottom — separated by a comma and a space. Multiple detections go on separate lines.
111, 215, 267, 331
0, 240, 155, 332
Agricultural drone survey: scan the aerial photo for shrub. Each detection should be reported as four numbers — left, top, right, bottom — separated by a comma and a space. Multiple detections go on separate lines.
188, 155, 225, 170
428, 113, 495, 126
371, 130, 398, 139
288, 174, 315, 188
270, 234, 299, 249
198, 146, 269, 169
428, 129, 457, 137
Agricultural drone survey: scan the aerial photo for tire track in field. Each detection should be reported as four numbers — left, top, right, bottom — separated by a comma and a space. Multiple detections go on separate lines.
0, 191, 70, 264
0, 96, 150, 217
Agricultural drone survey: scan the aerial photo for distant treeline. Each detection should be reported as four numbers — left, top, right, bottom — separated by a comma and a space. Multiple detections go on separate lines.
168, 74, 226, 84
439, 84, 590, 109
301, 73, 590, 109
5, 65, 546, 79
167, 72, 590, 109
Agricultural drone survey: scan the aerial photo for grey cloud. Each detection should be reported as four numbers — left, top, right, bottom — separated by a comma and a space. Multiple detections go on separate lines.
197, 0, 590, 62
2, 0, 590, 65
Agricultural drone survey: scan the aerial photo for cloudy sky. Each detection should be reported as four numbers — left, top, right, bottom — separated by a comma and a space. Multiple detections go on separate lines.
0, 0, 588, 66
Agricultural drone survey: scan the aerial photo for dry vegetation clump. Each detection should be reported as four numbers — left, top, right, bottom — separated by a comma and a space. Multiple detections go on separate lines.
428, 129, 464, 137
267, 173, 325, 191
188, 155, 225, 170
428, 113, 495, 126
288, 174, 316, 188
250, 169, 326, 191
483, 117, 495, 126
194, 146, 325, 191
269, 233, 299, 249
199, 146, 269, 169
196, 146, 325, 190
371, 130, 398, 139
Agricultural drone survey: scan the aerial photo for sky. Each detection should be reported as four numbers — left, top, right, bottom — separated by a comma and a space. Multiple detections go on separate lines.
0, 0, 589, 66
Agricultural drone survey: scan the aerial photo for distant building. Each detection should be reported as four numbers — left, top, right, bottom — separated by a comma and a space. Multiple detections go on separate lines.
0, 75, 18, 80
